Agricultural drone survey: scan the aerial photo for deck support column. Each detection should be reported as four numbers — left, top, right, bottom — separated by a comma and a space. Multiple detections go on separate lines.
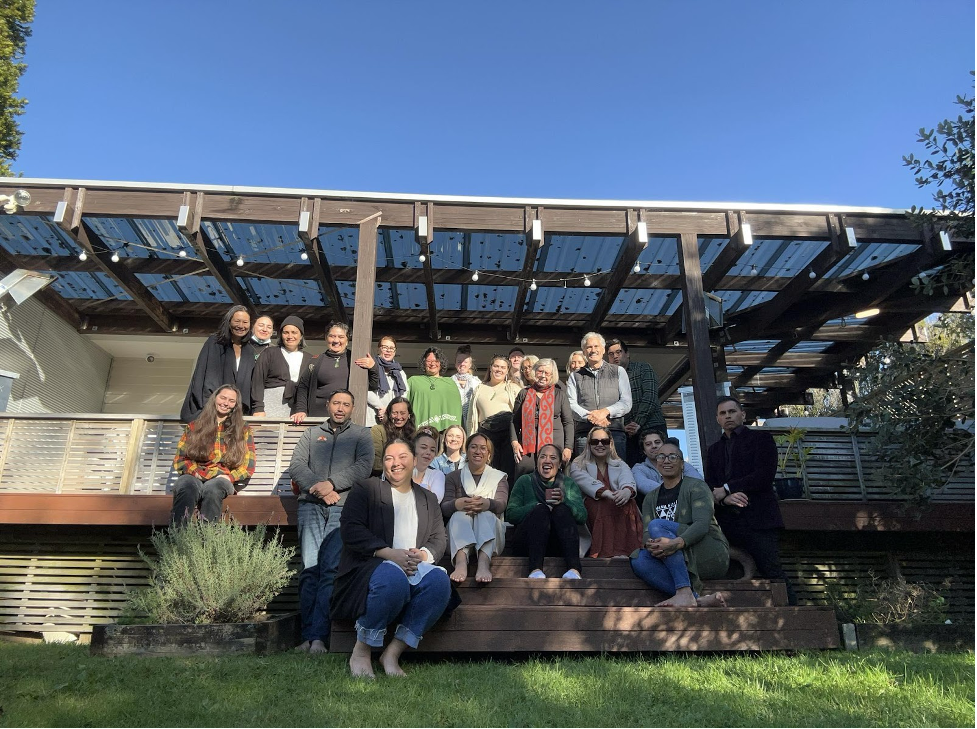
677, 231, 721, 447
350, 214, 380, 425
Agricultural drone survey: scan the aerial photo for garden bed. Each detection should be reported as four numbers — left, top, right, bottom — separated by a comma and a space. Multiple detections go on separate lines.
848, 623, 974, 653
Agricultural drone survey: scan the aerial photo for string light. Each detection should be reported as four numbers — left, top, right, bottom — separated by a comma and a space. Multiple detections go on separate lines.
110, 251, 120, 263
861, 271, 870, 281
418, 252, 426, 263
236, 256, 245, 267
178, 250, 187, 258
584, 275, 592, 287
471, 270, 479, 282
78, 251, 87, 261
750, 264, 758, 276
300, 251, 309, 260
808, 269, 817, 279
530, 279, 537, 291
633, 262, 641, 273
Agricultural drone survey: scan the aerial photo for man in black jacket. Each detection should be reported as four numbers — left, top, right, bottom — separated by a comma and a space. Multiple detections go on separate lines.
705, 396, 796, 604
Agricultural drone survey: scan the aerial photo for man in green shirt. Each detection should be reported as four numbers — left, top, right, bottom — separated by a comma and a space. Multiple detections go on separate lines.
607, 338, 665, 467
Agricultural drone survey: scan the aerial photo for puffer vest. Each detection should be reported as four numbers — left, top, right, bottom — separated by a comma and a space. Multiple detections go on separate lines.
571, 363, 627, 433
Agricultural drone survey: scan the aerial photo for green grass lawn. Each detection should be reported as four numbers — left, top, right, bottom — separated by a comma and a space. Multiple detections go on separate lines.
0, 643, 973, 727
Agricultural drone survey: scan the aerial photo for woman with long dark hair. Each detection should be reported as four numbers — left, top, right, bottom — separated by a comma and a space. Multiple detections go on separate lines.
171, 384, 256, 525
506, 443, 587, 578
180, 305, 257, 423
251, 316, 314, 418
369, 396, 416, 476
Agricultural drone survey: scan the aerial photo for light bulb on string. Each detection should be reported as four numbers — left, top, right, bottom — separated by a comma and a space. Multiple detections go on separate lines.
236, 256, 245, 267
861, 271, 869, 281
633, 262, 641, 273
110, 251, 120, 263
808, 269, 816, 279
529, 279, 537, 291
418, 253, 426, 263
750, 264, 758, 275
584, 275, 592, 287
300, 251, 308, 261
78, 251, 87, 262
472, 270, 479, 282
178, 249, 187, 258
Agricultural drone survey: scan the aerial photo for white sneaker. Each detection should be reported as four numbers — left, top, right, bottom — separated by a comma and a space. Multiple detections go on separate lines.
562, 569, 582, 580
528, 569, 546, 579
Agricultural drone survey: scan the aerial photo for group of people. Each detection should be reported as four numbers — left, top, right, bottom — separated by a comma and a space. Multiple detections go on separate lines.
169, 306, 795, 676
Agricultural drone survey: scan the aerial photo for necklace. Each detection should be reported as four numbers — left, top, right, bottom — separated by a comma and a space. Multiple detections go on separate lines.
427, 376, 437, 391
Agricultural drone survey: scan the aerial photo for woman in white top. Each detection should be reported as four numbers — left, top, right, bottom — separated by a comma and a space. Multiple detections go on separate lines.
411, 427, 445, 501
451, 345, 480, 428
467, 355, 522, 480
431, 424, 467, 474
440, 433, 509, 584
251, 316, 314, 418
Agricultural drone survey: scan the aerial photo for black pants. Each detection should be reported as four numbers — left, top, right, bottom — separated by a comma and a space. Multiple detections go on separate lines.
719, 519, 797, 605
513, 503, 582, 575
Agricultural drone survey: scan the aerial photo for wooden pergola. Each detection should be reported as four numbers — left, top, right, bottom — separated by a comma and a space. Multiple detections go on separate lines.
0, 179, 971, 447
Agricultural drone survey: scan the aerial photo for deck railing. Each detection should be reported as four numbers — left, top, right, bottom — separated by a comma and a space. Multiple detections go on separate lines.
0, 414, 972, 502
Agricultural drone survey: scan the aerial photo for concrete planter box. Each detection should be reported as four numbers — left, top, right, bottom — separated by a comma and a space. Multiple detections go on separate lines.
843, 622, 974, 653
90, 612, 300, 657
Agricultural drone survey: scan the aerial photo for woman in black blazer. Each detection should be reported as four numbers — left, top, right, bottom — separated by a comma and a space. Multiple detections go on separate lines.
331, 438, 450, 679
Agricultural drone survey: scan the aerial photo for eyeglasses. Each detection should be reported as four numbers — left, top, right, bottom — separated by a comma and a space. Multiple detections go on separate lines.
655, 453, 681, 463
379, 345, 396, 352
589, 438, 611, 446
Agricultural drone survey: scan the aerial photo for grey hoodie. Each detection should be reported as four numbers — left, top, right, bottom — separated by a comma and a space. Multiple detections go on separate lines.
289, 419, 374, 506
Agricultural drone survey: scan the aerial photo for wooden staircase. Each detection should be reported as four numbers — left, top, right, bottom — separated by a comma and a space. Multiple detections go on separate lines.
329, 557, 840, 653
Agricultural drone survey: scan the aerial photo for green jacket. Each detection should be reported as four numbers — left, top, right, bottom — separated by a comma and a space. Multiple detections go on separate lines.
638, 476, 729, 593
506, 473, 588, 526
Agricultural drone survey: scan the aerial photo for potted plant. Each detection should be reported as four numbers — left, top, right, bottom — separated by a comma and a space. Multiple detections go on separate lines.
91, 517, 298, 657
773, 427, 812, 499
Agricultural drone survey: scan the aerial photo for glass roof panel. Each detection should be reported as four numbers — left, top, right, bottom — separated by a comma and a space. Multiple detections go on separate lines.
786, 340, 833, 353
203, 222, 305, 264
85, 218, 192, 259
527, 285, 603, 314
535, 234, 626, 275
318, 226, 359, 266
714, 289, 777, 314
44, 270, 130, 300
699, 236, 730, 271
729, 239, 828, 277
631, 237, 680, 275
429, 231, 526, 272
136, 273, 230, 303
824, 241, 920, 278
610, 288, 681, 317
727, 340, 780, 354
0, 215, 77, 256
239, 277, 323, 307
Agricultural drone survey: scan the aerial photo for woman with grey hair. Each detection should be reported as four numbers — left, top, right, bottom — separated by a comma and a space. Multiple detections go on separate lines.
511, 358, 574, 480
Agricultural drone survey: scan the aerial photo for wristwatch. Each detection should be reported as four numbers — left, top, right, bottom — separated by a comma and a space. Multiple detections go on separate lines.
723, 483, 730, 495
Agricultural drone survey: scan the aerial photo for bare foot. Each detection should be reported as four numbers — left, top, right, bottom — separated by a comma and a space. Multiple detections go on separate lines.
450, 550, 469, 583
656, 587, 698, 607
475, 551, 493, 584
697, 591, 729, 608
349, 641, 375, 679
309, 639, 328, 654
294, 640, 311, 653
379, 638, 408, 677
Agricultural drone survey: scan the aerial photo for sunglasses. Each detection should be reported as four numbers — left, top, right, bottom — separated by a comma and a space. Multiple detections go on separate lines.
589, 438, 611, 446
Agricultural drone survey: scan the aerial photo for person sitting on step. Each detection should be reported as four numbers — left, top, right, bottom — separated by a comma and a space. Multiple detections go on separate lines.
630, 442, 730, 607
506, 443, 587, 579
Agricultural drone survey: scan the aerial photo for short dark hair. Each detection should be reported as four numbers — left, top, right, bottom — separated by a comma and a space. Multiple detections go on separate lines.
642, 428, 667, 443
419, 347, 448, 375
327, 321, 351, 338
328, 388, 355, 404
508, 346, 525, 357
716, 396, 743, 412
606, 338, 629, 353
664, 436, 681, 448
383, 437, 415, 458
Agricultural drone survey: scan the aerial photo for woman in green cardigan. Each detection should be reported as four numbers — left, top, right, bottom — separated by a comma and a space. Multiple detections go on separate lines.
630, 442, 730, 607
506, 443, 588, 579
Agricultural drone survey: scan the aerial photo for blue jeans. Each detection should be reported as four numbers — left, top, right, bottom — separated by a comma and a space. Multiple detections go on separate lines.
297, 501, 343, 642
355, 562, 451, 649
573, 429, 628, 461
629, 518, 696, 599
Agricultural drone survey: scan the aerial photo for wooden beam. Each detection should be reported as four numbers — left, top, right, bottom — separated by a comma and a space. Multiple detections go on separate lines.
176, 192, 254, 314
733, 215, 847, 337
415, 202, 438, 341
584, 210, 646, 333
732, 325, 819, 387
660, 212, 749, 342
350, 214, 380, 425
509, 206, 543, 342
657, 356, 691, 402
297, 197, 348, 326
54, 188, 177, 333
0, 245, 82, 328
725, 351, 843, 368
676, 231, 721, 449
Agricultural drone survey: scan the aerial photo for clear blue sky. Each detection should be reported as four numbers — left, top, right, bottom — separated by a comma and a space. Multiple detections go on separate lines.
15, 0, 975, 209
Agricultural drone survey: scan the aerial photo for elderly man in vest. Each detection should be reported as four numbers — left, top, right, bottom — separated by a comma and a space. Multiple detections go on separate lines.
566, 332, 632, 459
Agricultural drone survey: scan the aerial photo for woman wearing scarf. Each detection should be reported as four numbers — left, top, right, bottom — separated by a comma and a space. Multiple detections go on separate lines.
451, 344, 480, 428
440, 433, 509, 584
251, 315, 275, 352
251, 316, 314, 418
505, 444, 587, 578
354, 336, 408, 427
510, 358, 574, 481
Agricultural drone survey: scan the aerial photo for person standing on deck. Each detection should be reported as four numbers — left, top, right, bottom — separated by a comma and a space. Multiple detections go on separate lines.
566, 332, 632, 459
606, 338, 665, 468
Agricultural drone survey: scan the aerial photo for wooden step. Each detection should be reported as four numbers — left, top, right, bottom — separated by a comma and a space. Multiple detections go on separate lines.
450, 578, 783, 607
329, 605, 840, 652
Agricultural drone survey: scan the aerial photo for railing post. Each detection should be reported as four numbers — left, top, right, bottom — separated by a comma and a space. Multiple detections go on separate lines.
55, 421, 78, 494
119, 419, 147, 495
851, 432, 868, 501
0, 418, 13, 488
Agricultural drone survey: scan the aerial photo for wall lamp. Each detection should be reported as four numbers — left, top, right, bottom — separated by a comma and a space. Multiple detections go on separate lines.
0, 189, 31, 214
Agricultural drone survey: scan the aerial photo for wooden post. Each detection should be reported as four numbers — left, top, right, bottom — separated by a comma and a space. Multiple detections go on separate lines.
677, 231, 721, 449
350, 214, 380, 425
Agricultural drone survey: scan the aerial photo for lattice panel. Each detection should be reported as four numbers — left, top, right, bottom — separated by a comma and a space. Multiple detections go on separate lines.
0, 420, 73, 492
129, 422, 185, 494
58, 421, 134, 493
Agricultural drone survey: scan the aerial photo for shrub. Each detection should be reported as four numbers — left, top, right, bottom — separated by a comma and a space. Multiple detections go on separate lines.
126, 518, 295, 624
828, 571, 949, 625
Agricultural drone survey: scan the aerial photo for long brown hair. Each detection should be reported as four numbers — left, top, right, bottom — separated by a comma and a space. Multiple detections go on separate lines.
185, 385, 248, 467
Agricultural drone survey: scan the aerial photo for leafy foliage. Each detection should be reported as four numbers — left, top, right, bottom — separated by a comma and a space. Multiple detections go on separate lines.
126, 518, 295, 624
828, 571, 949, 625
903, 71, 975, 239
774, 427, 814, 478
0, 0, 34, 176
